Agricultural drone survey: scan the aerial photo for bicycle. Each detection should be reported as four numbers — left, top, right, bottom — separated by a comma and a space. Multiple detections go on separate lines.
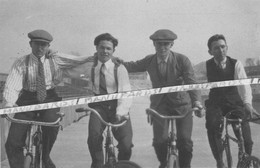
76, 106, 142, 168
221, 109, 260, 168
145, 107, 201, 168
4, 112, 64, 168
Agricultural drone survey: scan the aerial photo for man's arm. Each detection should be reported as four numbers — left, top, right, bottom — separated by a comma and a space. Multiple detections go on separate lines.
49, 51, 96, 79
116, 65, 132, 116
234, 60, 258, 117
180, 56, 202, 105
121, 56, 151, 73
3, 59, 24, 107
62, 57, 94, 79
234, 60, 252, 104
50, 51, 95, 69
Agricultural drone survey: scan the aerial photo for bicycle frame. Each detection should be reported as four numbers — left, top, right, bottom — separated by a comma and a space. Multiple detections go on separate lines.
104, 125, 114, 166
75, 107, 128, 168
4, 113, 63, 168
222, 110, 260, 168
146, 108, 198, 168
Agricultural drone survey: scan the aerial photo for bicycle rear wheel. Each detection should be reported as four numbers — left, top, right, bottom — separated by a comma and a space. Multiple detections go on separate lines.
115, 160, 142, 168
223, 137, 232, 168
237, 155, 260, 168
167, 154, 179, 168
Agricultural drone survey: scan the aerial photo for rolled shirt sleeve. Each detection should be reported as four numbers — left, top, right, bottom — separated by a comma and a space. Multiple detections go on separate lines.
53, 52, 95, 69
116, 65, 132, 116
234, 60, 253, 104
3, 59, 24, 107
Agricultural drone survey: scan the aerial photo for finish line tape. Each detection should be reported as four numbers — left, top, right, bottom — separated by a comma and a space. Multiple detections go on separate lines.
1, 78, 260, 115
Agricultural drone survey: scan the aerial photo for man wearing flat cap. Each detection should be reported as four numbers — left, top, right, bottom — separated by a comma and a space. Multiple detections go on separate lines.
3, 29, 92, 168
118, 29, 204, 168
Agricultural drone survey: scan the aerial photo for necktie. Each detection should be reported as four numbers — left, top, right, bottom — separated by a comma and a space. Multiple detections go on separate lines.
99, 63, 107, 95
159, 60, 167, 79
36, 57, 47, 102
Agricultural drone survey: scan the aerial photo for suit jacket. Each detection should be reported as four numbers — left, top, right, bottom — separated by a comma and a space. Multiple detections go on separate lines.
124, 51, 201, 113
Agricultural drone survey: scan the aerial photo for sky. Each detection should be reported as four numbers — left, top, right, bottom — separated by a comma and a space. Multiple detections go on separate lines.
0, 0, 259, 73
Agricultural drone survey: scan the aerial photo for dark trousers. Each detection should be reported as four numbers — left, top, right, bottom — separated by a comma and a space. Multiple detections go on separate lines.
88, 100, 133, 168
205, 100, 253, 164
152, 98, 193, 168
5, 89, 60, 168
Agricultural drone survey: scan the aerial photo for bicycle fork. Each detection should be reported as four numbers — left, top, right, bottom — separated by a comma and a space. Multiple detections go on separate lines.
25, 125, 42, 168
167, 119, 180, 168
105, 126, 117, 167
33, 126, 42, 168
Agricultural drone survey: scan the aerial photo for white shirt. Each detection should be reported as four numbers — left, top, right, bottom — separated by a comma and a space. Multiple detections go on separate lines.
66, 58, 132, 116
3, 52, 92, 107
200, 58, 253, 104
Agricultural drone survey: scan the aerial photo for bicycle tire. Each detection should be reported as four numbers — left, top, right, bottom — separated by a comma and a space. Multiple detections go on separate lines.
167, 154, 179, 168
223, 137, 232, 168
237, 155, 260, 168
35, 143, 42, 168
24, 155, 32, 168
115, 160, 142, 168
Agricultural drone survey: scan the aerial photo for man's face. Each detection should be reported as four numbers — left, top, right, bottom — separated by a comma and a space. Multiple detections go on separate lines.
208, 39, 228, 62
96, 40, 114, 63
30, 41, 50, 57
153, 41, 173, 59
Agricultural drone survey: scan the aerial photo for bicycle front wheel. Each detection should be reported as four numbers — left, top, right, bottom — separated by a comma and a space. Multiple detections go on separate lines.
167, 154, 179, 168
115, 160, 142, 168
223, 137, 232, 168
237, 155, 260, 168
24, 155, 32, 168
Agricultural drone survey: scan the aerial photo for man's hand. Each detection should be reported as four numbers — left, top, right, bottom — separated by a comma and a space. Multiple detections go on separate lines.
111, 56, 124, 66
147, 112, 153, 125
244, 103, 260, 119
115, 114, 129, 123
46, 49, 58, 58
193, 101, 205, 118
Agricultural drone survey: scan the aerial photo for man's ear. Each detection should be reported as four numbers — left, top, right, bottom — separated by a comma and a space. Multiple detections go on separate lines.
170, 42, 174, 48
208, 50, 213, 56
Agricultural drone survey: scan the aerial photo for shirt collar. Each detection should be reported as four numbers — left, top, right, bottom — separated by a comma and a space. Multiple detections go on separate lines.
98, 58, 113, 69
157, 52, 170, 64
214, 57, 227, 66
31, 53, 46, 62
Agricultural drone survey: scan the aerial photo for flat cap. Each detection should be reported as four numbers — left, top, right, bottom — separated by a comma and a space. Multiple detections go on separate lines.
150, 29, 177, 42
28, 29, 53, 43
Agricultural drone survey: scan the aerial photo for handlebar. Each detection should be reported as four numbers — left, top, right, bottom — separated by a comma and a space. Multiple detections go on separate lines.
146, 107, 201, 120
223, 109, 260, 123
75, 107, 128, 128
3, 112, 64, 127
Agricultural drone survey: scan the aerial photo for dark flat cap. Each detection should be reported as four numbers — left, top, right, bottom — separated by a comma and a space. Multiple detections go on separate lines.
150, 29, 177, 42
28, 29, 53, 43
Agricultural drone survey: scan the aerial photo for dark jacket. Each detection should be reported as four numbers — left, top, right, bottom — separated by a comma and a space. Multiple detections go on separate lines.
124, 51, 201, 113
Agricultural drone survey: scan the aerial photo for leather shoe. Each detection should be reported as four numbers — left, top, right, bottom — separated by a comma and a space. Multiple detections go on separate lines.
42, 158, 56, 168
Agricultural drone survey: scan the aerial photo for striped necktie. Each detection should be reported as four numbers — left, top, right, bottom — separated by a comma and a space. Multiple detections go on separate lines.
36, 57, 47, 102
99, 63, 107, 95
